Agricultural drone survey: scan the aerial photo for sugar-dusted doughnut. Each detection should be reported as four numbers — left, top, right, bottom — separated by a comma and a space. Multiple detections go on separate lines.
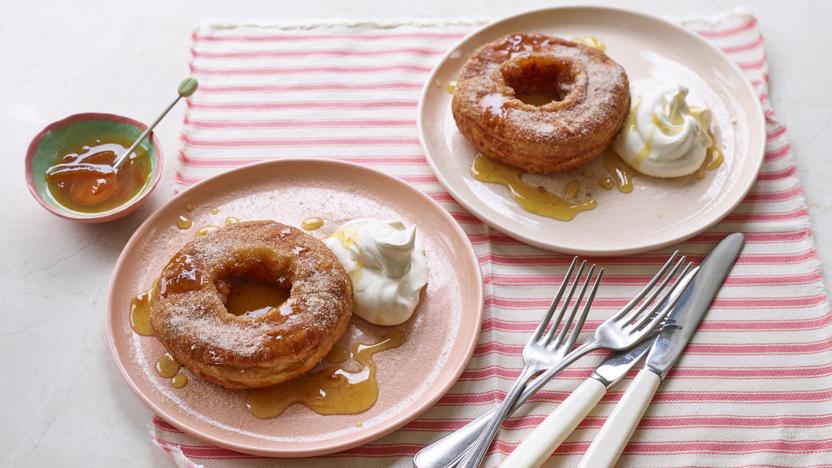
452, 33, 630, 173
150, 221, 352, 389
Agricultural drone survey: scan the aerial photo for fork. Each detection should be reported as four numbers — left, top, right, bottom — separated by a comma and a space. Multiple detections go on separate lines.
456, 258, 602, 468
414, 252, 695, 468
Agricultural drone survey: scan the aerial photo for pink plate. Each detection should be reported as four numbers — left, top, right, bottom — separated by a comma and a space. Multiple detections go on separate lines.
106, 159, 483, 457
418, 6, 766, 255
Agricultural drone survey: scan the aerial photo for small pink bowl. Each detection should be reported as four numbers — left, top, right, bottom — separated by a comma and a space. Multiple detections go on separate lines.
25, 112, 164, 223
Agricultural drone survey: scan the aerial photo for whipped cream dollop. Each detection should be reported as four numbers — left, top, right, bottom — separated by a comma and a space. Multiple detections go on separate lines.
324, 218, 428, 326
613, 80, 714, 178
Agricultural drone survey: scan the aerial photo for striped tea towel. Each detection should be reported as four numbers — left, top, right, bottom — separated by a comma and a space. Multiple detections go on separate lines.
155, 10, 832, 467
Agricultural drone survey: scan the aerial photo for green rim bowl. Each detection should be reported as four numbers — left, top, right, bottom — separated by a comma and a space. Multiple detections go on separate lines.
25, 113, 164, 223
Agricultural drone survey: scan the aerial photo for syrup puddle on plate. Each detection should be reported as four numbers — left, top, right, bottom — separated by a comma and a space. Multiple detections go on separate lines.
176, 215, 192, 230
130, 285, 156, 337
171, 374, 188, 388
247, 329, 404, 419
155, 352, 188, 388
470, 141, 723, 221
301, 216, 324, 231
130, 284, 190, 388
602, 150, 635, 193
471, 154, 596, 221
195, 225, 220, 236
156, 352, 181, 378
692, 118, 726, 179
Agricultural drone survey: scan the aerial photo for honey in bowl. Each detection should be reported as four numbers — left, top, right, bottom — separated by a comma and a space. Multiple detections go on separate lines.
27, 114, 162, 221
45, 135, 151, 213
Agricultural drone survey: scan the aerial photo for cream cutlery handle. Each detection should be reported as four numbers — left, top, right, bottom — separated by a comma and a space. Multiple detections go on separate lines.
577, 369, 661, 468
501, 378, 606, 468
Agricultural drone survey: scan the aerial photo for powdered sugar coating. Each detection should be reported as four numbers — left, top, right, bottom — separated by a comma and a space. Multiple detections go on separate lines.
452, 33, 630, 173
150, 220, 352, 389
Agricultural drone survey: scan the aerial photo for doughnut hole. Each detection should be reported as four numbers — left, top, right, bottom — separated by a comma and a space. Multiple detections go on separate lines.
213, 248, 293, 318
501, 55, 578, 106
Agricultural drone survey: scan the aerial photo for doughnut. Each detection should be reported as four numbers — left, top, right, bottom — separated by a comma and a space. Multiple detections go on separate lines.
452, 33, 630, 173
150, 220, 353, 389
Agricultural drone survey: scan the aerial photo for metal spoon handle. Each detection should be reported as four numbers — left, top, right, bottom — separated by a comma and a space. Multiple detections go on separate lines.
112, 77, 198, 170
112, 95, 179, 169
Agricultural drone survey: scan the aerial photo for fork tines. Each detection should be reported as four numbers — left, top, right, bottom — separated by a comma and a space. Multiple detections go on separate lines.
532, 258, 604, 350
616, 251, 695, 329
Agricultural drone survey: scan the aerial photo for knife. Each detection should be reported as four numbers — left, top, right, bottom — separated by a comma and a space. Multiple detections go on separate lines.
499, 337, 656, 468
577, 233, 745, 468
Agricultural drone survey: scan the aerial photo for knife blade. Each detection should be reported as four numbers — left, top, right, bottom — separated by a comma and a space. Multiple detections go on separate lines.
645, 233, 745, 378
577, 233, 745, 468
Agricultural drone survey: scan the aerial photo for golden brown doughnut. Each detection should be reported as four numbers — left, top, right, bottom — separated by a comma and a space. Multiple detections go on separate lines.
452, 33, 630, 173
150, 220, 352, 389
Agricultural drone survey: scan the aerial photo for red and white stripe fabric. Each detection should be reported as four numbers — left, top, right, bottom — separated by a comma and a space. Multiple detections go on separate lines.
157, 12, 832, 467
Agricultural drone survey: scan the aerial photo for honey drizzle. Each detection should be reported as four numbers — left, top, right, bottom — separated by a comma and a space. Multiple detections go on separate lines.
471, 154, 596, 221
156, 352, 181, 378
693, 146, 725, 179
176, 215, 192, 230
564, 180, 580, 199
332, 224, 360, 249
130, 282, 190, 389
159, 253, 202, 296
691, 106, 726, 178
225, 279, 290, 318
129, 285, 156, 336
247, 330, 404, 419
301, 217, 324, 231
632, 129, 656, 169
572, 35, 606, 51
517, 93, 557, 106
156, 352, 188, 388
598, 177, 614, 191
602, 151, 635, 193
171, 374, 188, 388
623, 97, 642, 134
705, 147, 725, 170
195, 225, 220, 236
326, 346, 351, 364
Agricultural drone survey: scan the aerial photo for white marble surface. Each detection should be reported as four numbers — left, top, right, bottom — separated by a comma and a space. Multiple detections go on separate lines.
0, 1, 829, 466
